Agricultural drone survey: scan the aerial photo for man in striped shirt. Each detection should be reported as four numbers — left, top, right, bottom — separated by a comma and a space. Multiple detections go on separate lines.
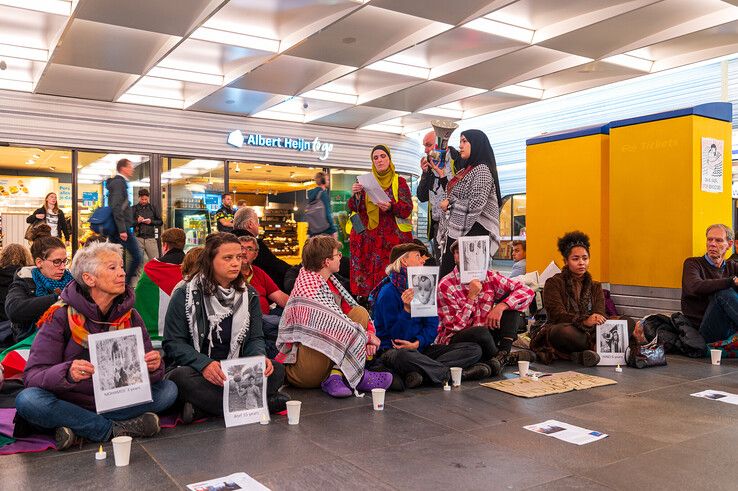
436, 240, 535, 373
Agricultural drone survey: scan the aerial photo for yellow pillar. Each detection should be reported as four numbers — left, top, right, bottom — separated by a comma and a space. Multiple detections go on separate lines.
609, 103, 733, 288
526, 125, 610, 281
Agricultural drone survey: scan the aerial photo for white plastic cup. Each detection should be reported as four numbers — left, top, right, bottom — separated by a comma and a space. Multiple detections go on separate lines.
450, 367, 462, 387
710, 349, 722, 366
286, 400, 302, 425
371, 388, 386, 410
111, 436, 132, 467
518, 360, 530, 377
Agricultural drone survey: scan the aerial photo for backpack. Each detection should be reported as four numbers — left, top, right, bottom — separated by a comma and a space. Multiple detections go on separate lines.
305, 189, 330, 235
89, 206, 117, 237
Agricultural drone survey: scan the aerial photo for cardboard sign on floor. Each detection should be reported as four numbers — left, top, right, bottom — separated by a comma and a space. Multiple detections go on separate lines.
481, 371, 616, 398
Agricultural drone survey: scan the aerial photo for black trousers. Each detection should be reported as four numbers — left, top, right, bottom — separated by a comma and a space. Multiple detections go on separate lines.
377, 343, 482, 385
167, 361, 285, 416
450, 324, 518, 360
439, 221, 490, 279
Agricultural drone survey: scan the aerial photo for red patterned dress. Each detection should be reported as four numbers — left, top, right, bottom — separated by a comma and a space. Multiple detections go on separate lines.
348, 177, 413, 297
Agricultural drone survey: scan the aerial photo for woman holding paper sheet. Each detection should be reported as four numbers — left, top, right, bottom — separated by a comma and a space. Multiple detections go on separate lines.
369, 243, 488, 389
14, 242, 178, 450
437, 129, 502, 279
163, 233, 289, 422
348, 144, 413, 299
530, 231, 633, 366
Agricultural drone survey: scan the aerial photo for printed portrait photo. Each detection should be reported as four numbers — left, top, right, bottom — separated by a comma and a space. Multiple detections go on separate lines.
94, 333, 144, 391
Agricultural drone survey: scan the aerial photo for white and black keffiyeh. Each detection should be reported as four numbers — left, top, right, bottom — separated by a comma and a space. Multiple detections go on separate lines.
277, 269, 367, 388
185, 274, 251, 359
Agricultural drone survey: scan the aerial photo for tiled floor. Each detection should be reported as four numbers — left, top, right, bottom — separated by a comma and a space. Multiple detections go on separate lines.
3, 355, 738, 490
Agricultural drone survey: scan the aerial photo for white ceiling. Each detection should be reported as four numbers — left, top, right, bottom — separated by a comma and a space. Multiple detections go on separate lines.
3, 0, 738, 134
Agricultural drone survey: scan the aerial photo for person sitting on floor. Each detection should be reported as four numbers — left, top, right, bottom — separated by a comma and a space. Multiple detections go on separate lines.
5, 236, 73, 343
14, 242, 178, 450
436, 239, 535, 375
681, 223, 738, 344
180, 246, 204, 281
135, 228, 187, 344
370, 242, 489, 389
510, 240, 526, 278
231, 207, 291, 290
529, 231, 609, 366
0, 244, 32, 324
277, 235, 392, 398
163, 233, 289, 423
238, 235, 289, 359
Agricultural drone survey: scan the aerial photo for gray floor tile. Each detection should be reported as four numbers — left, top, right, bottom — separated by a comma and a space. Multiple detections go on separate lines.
0, 444, 178, 491
257, 459, 396, 491
297, 404, 454, 455
524, 475, 614, 490
344, 432, 569, 491
580, 437, 738, 490
473, 415, 668, 474
142, 422, 337, 486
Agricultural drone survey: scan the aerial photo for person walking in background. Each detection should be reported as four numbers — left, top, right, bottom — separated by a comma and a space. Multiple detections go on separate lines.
306, 171, 337, 237
131, 189, 163, 265
437, 129, 502, 279
27, 192, 70, 246
213, 193, 235, 233
348, 145, 413, 299
107, 158, 141, 285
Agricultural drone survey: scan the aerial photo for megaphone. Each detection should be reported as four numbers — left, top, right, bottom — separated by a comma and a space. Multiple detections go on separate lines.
428, 119, 458, 168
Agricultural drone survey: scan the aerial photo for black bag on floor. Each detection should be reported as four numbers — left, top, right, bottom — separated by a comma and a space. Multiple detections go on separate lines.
626, 336, 667, 369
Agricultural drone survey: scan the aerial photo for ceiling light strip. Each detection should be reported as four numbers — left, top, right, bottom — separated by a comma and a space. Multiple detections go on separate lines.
0, 0, 72, 16
191, 27, 279, 53
300, 89, 358, 105
366, 60, 430, 79
118, 93, 184, 109
464, 18, 534, 44
495, 85, 544, 99
0, 44, 48, 62
602, 54, 654, 72
148, 67, 223, 86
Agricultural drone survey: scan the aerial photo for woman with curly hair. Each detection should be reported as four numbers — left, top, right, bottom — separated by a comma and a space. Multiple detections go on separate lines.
0, 244, 33, 323
530, 231, 606, 366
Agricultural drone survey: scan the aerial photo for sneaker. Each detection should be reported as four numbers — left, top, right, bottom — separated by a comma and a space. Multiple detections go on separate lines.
55, 426, 83, 451
111, 412, 160, 439
461, 363, 492, 381
321, 374, 352, 398
403, 371, 424, 389
571, 350, 600, 367
483, 357, 503, 376
496, 350, 536, 366
356, 370, 393, 392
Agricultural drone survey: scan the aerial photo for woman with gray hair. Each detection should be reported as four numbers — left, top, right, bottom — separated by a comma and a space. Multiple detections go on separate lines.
14, 241, 178, 450
231, 206, 291, 290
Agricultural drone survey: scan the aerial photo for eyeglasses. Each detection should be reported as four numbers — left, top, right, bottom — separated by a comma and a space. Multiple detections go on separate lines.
332, 251, 343, 259
46, 258, 69, 267
241, 247, 258, 253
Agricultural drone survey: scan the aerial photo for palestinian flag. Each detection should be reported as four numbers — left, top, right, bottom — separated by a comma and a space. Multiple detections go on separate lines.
0, 332, 35, 380
135, 259, 183, 343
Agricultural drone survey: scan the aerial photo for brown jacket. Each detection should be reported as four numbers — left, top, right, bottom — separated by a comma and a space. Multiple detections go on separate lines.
543, 271, 605, 327
681, 256, 738, 328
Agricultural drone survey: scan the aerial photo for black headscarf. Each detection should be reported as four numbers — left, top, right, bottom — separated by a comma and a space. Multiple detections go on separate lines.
460, 129, 502, 207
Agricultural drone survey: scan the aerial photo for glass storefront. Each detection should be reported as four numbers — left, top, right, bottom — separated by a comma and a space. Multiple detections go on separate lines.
495, 193, 527, 260
0, 146, 72, 251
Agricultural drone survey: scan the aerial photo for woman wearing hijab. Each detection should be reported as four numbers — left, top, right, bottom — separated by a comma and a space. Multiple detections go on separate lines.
437, 130, 502, 279
348, 145, 413, 298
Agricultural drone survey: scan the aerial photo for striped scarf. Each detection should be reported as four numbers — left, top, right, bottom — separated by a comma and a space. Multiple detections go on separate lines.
36, 300, 133, 348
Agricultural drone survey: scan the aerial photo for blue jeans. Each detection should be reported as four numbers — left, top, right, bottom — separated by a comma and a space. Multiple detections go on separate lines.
110, 229, 142, 284
699, 288, 738, 343
15, 380, 178, 442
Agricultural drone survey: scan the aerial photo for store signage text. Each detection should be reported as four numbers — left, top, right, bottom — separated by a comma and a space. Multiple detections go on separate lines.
227, 130, 333, 161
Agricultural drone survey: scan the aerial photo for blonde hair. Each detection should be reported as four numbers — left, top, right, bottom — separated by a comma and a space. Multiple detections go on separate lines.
385, 254, 408, 275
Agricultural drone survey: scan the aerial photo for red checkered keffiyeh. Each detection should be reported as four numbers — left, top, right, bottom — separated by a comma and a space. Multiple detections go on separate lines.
277, 268, 367, 388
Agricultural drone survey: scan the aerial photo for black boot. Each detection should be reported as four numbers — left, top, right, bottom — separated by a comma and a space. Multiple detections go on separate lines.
461, 363, 492, 381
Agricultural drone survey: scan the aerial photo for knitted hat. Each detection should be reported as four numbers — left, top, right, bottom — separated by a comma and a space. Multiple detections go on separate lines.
390, 242, 429, 263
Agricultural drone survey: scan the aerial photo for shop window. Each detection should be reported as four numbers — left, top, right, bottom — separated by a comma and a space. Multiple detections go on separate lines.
164, 158, 224, 250
76, 152, 151, 248
494, 193, 526, 260
0, 146, 72, 251
228, 161, 319, 263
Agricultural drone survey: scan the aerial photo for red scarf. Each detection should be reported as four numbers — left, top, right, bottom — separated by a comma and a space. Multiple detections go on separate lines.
37, 301, 133, 348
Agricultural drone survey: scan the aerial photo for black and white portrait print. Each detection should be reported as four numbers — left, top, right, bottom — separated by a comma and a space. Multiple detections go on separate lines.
94, 333, 144, 390
412, 274, 437, 305
407, 266, 440, 317
458, 236, 489, 283
226, 363, 264, 413
595, 321, 629, 366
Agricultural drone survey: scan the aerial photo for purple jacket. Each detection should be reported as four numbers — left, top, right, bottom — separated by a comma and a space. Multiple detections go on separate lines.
23, 280, 163, 411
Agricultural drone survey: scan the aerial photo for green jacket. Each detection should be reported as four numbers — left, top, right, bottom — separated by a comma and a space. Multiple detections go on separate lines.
162, 282, 265, 372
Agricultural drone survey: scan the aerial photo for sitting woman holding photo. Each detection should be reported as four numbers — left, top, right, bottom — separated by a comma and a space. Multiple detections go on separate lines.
164, 233, 289, 423
278, 235, 392, 398
14, 242, 178, 450
370, 243, 488, 389
530, 231, 633, 366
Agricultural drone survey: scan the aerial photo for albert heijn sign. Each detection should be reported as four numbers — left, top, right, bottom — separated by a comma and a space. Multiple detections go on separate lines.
227, 130, 333, 161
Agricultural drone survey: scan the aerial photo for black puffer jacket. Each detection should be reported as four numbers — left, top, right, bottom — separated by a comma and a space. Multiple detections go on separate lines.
642, 312, 706, 358
4, 267, 59, 342
0, 265, 20, 322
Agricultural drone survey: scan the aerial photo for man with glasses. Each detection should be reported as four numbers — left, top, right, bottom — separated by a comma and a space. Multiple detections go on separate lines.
238, 236, 288, 358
